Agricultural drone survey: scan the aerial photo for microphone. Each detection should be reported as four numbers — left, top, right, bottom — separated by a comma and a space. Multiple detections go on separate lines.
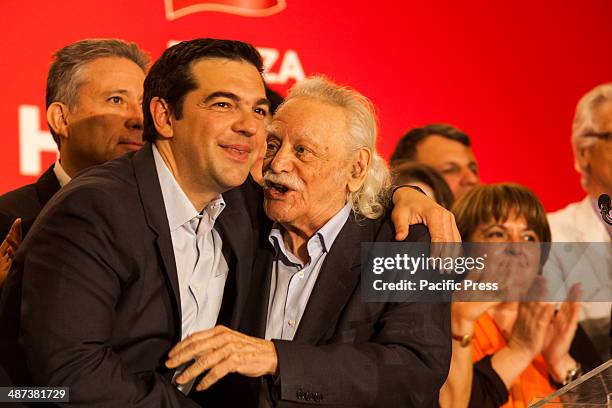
598, 194, 612, 226
599, 194, 611, 212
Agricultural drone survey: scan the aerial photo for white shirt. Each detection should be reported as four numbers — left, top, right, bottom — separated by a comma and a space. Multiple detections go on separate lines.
265, 204, 351, 341
53, 160, 71, 187
152, 145, 228, 393
547, 195, 611, 360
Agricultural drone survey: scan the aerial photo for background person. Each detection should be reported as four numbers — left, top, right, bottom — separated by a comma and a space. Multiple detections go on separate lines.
547, 82, 612, 361
0, 39, 149, 293
0, 39, 149, 241
250, 85, 284, 185
392, 161, 455, 209
390, 123, 480, 199
440, 184, 586, 408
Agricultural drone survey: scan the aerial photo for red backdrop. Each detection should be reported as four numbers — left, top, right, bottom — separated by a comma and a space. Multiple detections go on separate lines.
1, 0, 611, 211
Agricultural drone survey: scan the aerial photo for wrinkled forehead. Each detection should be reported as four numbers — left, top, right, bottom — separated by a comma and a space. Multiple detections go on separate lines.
268, 97, 348, 141
591, 99, 612, 131
267, 116, 311, 138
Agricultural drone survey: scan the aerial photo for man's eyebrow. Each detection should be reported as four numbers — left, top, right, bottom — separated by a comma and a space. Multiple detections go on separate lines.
203, 91, 240, 103
203, 92, 271, 108
105, 89, 130, 95
440, 161, 459, 166
256, 98, 271, 108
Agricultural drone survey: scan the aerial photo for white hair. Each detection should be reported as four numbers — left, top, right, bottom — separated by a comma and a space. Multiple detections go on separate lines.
280, 76, 391, 219
572, 83, 612, 187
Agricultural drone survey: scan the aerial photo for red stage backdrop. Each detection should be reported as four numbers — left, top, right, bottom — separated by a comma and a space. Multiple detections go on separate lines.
1, 0, 611, 211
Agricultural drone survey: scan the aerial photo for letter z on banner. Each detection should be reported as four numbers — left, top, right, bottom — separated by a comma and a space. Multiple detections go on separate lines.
165, 0, 286, 19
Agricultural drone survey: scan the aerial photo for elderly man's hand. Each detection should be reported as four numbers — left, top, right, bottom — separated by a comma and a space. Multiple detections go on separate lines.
0, 218, 22, 288
166, 325, 278, 391
391, 186, 460, 242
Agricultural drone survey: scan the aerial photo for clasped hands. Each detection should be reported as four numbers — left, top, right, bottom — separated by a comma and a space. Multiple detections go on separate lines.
166, 325, 278, 391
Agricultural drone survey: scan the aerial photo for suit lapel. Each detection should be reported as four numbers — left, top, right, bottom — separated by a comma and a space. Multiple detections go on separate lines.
251, 242, 274, 338
293, 214, 367, 344
216, 187, 255, 328
132, 144, 182, 336
249, 242, 274, 338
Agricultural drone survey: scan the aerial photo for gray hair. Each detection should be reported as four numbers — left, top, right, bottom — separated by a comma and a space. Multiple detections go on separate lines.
281, 76, 391, 219
46, 39, 150, 146
572, 83, 612, 186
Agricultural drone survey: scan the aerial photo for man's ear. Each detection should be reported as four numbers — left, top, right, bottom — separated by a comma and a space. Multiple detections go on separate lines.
347, 147, 371, 193
575, 143, 592, 173
46, 102, 70, 140
150, 97, 174, 139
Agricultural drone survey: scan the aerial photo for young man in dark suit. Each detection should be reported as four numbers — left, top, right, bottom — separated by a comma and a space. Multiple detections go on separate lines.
0, 39, 271, 405
166, 77, 452, 407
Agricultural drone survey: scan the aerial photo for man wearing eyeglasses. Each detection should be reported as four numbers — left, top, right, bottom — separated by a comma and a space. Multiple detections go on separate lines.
547, 82, 612, 362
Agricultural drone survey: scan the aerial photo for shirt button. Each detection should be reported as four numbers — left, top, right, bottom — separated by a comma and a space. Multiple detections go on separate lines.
297, 272, 305, 279
288, 319, 296, 327
193, 285, 201, 293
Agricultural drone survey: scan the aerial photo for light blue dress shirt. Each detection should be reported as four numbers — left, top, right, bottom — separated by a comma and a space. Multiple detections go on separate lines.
153, 146, 228, 393
265, 204, 351, 341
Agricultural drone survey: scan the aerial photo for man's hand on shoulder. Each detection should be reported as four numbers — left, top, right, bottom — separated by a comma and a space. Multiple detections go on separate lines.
391, 186, 460, 243
166, 325, 278, 391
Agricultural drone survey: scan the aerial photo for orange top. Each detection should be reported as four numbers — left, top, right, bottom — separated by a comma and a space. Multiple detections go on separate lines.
472, 313, 555, 408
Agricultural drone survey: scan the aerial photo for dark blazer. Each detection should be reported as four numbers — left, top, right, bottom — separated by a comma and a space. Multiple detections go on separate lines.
0, 165, 61, 240
234, 213, 451, 408
0, 144, 262, 406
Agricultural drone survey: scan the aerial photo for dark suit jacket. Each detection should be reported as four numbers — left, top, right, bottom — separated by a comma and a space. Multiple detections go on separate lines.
0, 165, 61, 240
0, 144, 263, 406
232, 213, 451, 408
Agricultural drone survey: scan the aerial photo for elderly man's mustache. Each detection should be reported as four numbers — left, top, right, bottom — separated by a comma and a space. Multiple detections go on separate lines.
263, 171, 305, 192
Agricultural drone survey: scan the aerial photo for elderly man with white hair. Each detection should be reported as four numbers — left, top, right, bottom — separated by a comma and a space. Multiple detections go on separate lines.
547, 83, 612, 361
164, 77, 451, 407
